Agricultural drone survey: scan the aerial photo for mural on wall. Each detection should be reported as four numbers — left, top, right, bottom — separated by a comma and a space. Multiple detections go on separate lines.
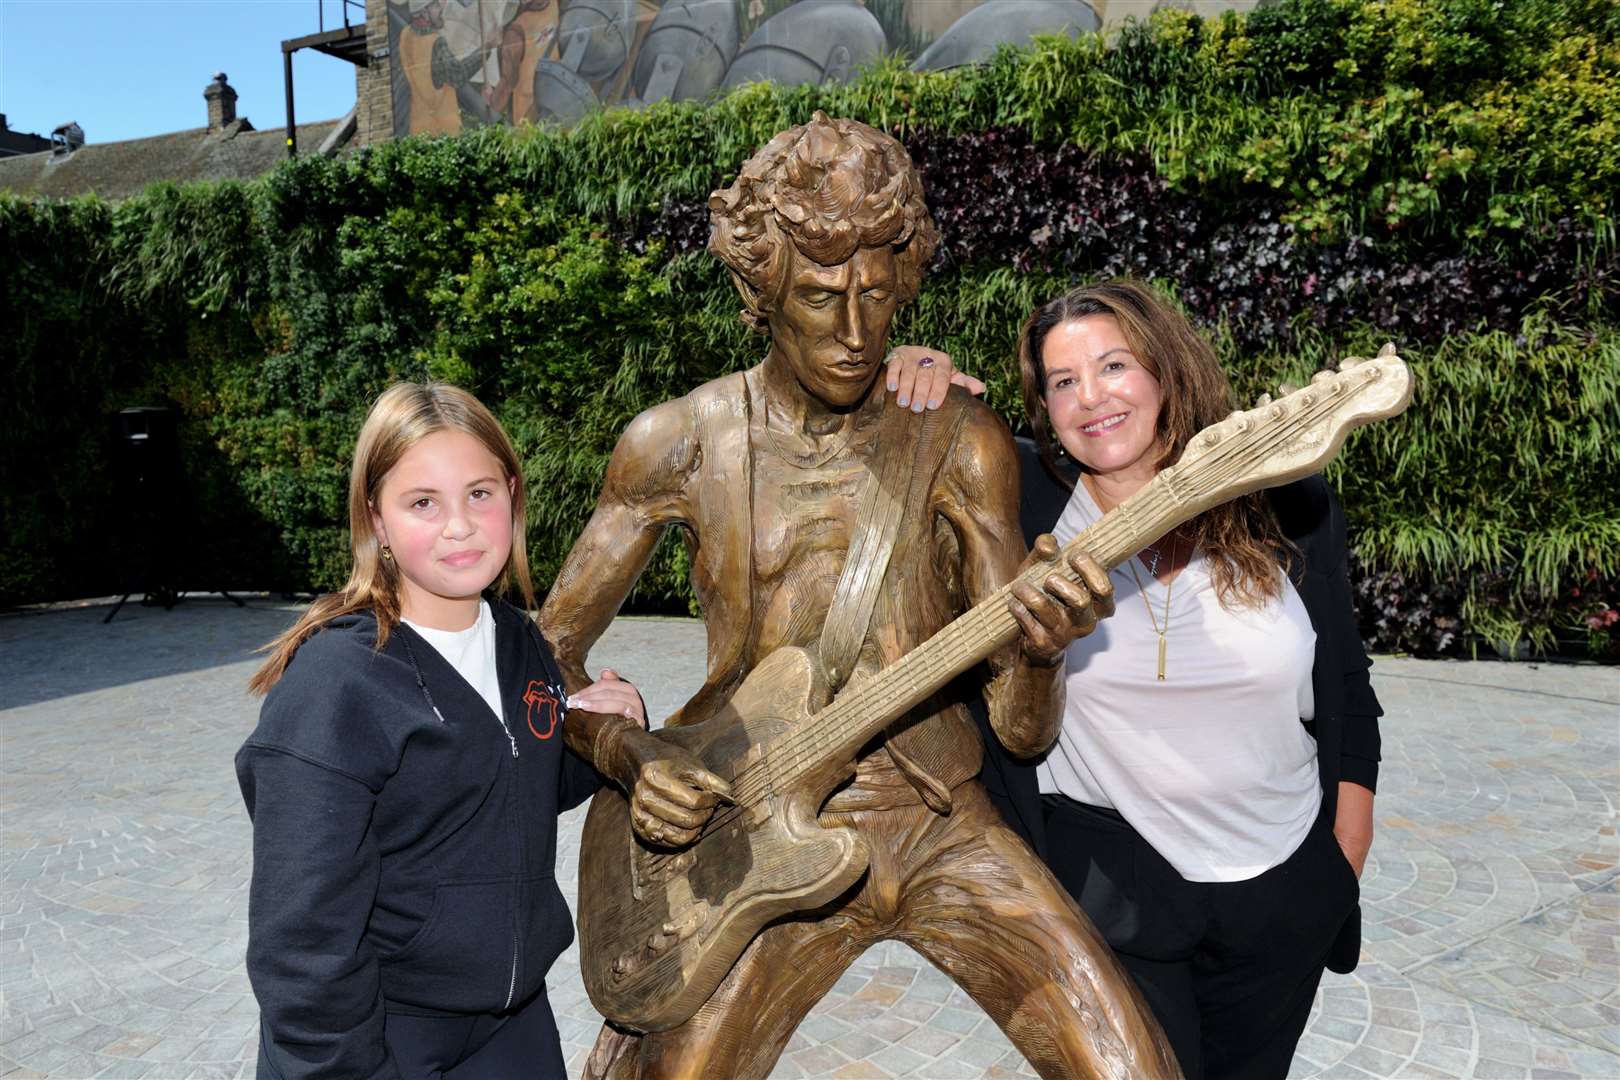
386, 0, 1144, 136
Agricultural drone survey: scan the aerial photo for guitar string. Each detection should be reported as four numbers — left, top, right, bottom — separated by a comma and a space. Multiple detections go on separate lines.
634, 374, 1379, 872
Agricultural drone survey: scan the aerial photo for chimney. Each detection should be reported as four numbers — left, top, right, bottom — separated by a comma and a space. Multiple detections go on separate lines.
204, 72, 237, 130
50, 122, 85, 156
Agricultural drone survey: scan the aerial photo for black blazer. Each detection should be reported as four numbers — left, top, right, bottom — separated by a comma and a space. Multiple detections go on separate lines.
975, 439, 1382, 973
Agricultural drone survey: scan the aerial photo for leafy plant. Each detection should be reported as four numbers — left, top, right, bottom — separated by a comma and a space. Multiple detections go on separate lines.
3, 0, 1616, 657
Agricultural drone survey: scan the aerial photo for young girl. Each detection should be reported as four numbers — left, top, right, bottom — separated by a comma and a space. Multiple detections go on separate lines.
238, 382, 643, 1079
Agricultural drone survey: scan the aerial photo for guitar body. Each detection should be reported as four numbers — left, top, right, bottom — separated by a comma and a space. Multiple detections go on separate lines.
577, 647, 870, 1032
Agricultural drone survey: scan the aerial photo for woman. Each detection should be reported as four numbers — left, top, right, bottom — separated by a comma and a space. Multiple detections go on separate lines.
889, 281, 1381, 1080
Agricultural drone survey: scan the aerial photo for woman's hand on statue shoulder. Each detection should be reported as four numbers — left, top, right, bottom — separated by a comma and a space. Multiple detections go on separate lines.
884, 345, 986, 412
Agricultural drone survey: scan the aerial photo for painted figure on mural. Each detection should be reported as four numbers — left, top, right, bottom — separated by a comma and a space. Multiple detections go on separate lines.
394, 0, 535, 132
461, 0, 558, 123
398, 0, 463, 135
506, 0, 559, 123
539, 113, 1181, 1079
389, 0, 1137, 136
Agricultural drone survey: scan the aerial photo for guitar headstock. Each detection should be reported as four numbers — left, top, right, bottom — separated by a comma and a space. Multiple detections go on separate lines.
1168, 344, 1413, 501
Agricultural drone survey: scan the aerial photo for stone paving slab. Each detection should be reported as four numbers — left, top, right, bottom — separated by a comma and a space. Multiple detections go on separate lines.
2, 600, 1617, 1078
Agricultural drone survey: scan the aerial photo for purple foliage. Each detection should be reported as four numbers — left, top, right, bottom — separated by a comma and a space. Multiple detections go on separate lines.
629, 128, 1617, 351
1352, 557, 1620, 659
1351, 556, 1467, 656
636, 195, 711, 258
905, 127, 1617, 349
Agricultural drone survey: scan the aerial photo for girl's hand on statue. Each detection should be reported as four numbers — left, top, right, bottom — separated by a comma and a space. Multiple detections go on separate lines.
570, 670, 731, 848
884, 345, 985, 412
567, 668, 645, 725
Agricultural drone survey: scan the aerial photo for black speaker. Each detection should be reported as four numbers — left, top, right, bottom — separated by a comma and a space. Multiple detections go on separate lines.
109, 407, 179, 483
103, 407, 182, 621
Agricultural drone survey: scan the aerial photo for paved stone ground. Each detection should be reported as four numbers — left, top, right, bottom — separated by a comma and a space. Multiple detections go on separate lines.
1, 599, 1616, 1079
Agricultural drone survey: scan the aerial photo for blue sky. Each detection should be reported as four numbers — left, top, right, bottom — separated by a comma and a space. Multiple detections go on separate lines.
1, 1, 359, 144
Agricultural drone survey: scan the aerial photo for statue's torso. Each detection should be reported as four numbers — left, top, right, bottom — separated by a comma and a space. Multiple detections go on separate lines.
683, 382, 982, 811
749, 440, 869, 665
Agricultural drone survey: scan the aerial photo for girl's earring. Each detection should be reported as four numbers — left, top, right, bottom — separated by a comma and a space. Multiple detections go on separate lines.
380, 545, 394, 563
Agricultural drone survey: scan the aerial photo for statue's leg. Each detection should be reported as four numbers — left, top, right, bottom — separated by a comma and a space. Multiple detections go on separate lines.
590, 905, 873, 1080
581, 1023, 638, 1080
894, 783, 1183, 1080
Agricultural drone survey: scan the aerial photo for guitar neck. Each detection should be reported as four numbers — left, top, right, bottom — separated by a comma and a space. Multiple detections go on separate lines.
785, 469, 1195, 779
762, 348, 1411, 803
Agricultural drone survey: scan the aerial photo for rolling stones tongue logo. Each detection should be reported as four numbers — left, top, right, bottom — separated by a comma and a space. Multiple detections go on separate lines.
522, 680, 562, 740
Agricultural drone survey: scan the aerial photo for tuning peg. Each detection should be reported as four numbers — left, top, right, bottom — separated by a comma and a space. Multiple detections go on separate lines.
1278, 382, 1301, 396
1378, 342, 1398, 357
1255, 392, 1272, 406
1311, 370, 1335, 384
1336, 356, 1359, 371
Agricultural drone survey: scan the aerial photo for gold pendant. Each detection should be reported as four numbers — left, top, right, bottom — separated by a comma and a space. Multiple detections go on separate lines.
1156, 634, 1167, 681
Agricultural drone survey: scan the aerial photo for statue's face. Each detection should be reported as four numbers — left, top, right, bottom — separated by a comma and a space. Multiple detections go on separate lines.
768, 243, 900, 409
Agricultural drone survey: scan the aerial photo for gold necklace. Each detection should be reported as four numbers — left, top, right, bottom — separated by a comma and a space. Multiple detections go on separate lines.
1124, 534, 1178, 682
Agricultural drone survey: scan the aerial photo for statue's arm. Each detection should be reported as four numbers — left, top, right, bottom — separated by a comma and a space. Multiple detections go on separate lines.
540, 401, 696, 762
936, 401, 1110, 758
540, 399, 733, 841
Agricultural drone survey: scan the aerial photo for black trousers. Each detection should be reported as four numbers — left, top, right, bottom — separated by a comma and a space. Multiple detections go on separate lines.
1042, 796, 1360, 1080
385, 988, 565, 1079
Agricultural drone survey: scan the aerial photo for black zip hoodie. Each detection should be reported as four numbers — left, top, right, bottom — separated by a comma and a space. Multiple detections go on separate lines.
237, 598, 601, 1079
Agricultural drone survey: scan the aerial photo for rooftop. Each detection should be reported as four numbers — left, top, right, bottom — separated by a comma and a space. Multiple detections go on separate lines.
0, 116, 344, 200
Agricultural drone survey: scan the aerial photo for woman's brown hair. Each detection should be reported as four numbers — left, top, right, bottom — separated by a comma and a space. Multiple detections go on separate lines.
248, 382, 537, 695
1017, 279, 1289, 609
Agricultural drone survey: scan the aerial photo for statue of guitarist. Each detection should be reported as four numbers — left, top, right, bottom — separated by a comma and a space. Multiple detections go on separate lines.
540, 113, 1180, 1080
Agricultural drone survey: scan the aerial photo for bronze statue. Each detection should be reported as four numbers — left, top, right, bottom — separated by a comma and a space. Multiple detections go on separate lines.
540, 112, 1181, 1080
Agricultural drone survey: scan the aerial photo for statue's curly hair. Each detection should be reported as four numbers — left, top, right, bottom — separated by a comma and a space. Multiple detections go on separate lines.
708, 112, 939, 334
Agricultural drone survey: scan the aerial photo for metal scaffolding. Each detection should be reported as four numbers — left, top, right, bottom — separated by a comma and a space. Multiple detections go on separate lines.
280, 0, 369, 156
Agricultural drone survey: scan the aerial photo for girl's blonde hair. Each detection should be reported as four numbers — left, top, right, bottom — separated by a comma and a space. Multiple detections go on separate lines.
1017, 279, 1290, 610
249, 382, 536, 694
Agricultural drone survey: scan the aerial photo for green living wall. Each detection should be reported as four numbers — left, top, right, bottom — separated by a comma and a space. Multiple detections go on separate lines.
3, 0, 1617, 656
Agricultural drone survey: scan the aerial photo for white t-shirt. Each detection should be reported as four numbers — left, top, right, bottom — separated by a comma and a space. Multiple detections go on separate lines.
403, 599, 504, 724
1036, 482, 1322, 883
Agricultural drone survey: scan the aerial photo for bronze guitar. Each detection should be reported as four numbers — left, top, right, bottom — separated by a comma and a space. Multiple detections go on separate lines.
577, 348, 1414, 1032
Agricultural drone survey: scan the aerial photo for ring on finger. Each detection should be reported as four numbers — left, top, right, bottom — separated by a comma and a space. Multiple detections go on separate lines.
918, 355, 935, 368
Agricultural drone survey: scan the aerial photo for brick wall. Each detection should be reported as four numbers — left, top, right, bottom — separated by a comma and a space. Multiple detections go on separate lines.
356, 0, 394, 145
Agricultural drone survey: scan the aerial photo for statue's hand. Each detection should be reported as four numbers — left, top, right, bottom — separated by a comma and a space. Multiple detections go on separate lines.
884, 345, 985, 412
618, 727, 734, 849
1007, 535, 1115, 666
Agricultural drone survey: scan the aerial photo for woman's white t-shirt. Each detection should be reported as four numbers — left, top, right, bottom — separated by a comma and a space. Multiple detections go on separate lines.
1036, 481, 1322, 883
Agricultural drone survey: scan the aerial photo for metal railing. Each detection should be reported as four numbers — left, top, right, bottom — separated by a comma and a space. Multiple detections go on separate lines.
317, 0, 367, 33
